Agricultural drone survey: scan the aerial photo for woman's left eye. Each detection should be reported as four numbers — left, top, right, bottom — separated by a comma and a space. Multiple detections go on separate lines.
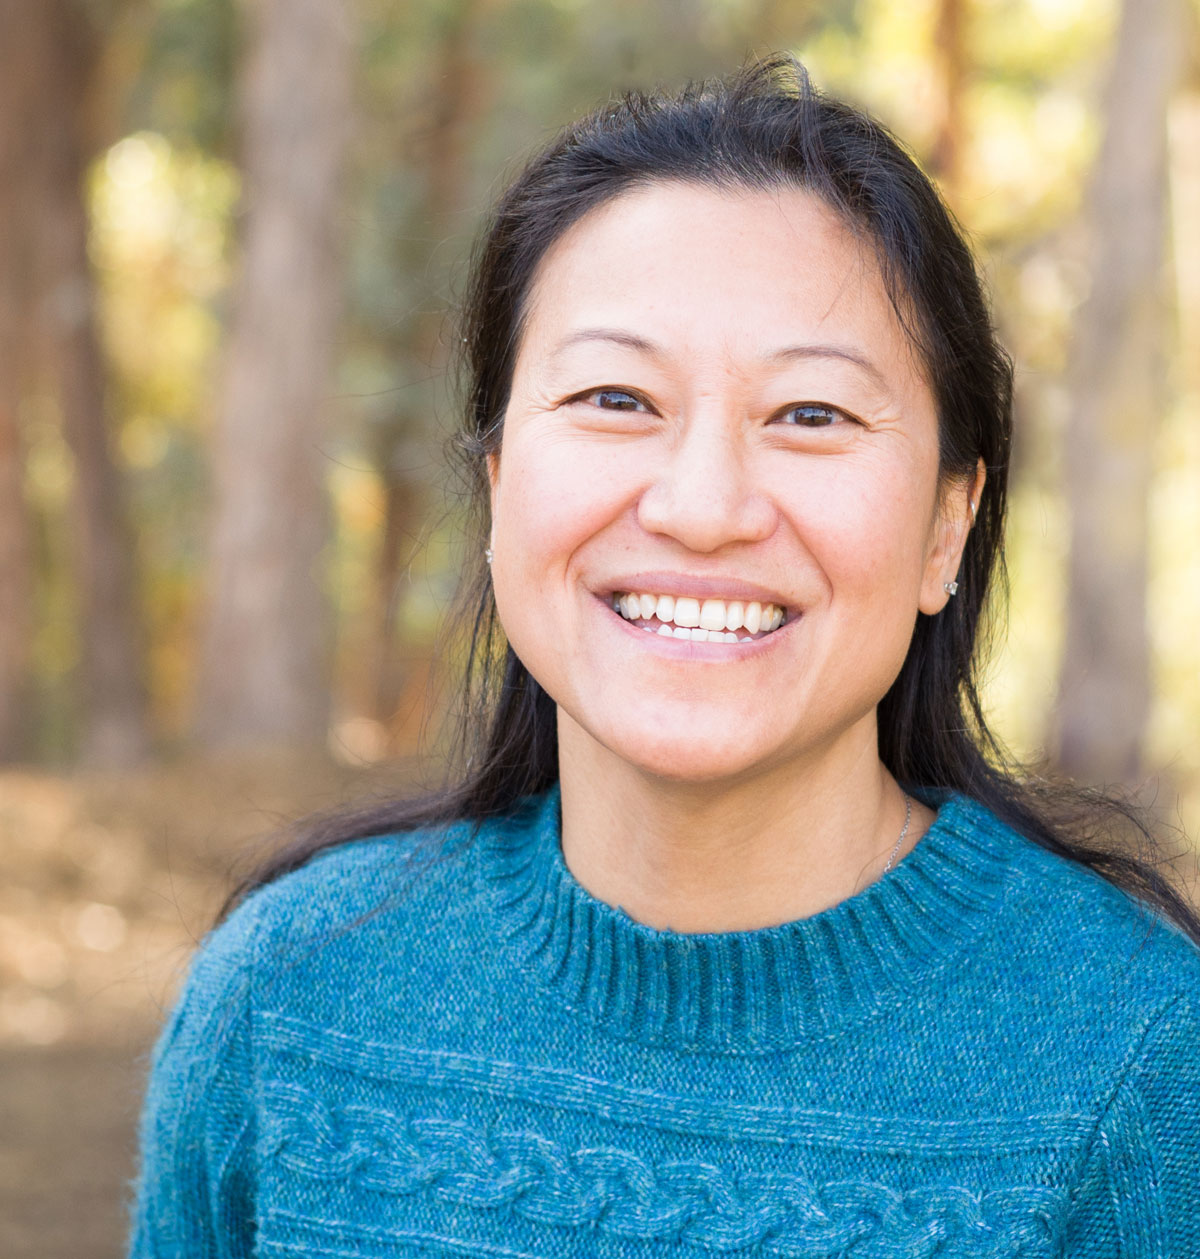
773, 403, 851, 427
579, 388, 647, 411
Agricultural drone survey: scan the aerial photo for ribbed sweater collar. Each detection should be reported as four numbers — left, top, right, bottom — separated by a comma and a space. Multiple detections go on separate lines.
478, 786, 1022, 1054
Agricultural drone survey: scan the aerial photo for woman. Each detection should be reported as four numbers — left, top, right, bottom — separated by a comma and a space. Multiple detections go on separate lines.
129, 58, 1200, 1257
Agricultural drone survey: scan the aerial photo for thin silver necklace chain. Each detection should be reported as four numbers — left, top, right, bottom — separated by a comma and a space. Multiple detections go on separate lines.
882, 793, 913, 875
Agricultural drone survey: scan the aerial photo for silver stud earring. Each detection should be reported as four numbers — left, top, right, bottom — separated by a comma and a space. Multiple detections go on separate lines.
944, 580, 959, 596
485, 547, 494, 565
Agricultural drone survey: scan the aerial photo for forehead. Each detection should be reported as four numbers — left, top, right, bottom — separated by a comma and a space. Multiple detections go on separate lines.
517, 180, 924, 388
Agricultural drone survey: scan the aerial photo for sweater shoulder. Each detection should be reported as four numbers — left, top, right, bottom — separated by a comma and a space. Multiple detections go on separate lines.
982, 807, 1200, 1010
216, 818, 476, 954
140, 818, 474, 1083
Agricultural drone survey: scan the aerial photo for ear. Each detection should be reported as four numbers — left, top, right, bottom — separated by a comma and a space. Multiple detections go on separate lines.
918, 458, 986, 615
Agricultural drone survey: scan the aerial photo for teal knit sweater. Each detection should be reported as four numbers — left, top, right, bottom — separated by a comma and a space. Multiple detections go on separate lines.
128, 788, 1200, 1257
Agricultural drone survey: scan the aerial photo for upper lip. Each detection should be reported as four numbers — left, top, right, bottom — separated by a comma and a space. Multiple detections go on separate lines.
599, 571, 796, 610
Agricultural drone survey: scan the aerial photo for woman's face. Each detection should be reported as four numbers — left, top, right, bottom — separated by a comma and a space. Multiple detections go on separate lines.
489, 181, 974, 786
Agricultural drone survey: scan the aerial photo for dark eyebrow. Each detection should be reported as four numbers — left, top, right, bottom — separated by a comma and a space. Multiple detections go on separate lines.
551, 328, 663, 358
551, 329, 889, 389
767, 343, 888, 388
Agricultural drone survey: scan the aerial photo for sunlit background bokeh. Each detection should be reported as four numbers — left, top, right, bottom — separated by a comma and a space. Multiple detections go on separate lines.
61, 0, 1200, 789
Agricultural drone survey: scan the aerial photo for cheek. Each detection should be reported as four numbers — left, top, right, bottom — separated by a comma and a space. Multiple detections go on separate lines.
490, 433, 641, 677
784, 465, 933, 597
778, 469, 934, 727
494, 431, 642, 568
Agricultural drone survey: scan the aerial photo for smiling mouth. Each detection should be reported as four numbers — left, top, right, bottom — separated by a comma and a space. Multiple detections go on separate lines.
611, 591, 789, 643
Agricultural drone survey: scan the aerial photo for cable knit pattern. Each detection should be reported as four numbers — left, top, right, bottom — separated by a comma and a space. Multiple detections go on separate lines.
264, 1080, 1068, 1255
128, 788, 1200, 1257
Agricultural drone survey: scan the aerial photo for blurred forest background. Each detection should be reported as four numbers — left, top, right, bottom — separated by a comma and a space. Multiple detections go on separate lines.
1, 0, 1199, 1254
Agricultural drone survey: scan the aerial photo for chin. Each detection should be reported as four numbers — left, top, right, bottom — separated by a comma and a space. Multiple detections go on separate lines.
596, 725, 775, 786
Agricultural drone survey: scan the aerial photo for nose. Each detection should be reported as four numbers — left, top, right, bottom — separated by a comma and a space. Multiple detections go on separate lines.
636, 412, 776, 553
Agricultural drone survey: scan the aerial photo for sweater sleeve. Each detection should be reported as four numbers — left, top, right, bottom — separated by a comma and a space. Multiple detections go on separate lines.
1065, 995, 1200, 1256
127, 900, 265, 1259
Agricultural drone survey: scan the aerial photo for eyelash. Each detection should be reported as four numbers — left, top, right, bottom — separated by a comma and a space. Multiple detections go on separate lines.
773, 403, 852, 428
572, 389, 857, 428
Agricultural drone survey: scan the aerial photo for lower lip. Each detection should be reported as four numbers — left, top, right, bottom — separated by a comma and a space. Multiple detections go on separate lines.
600, 598, 794, 658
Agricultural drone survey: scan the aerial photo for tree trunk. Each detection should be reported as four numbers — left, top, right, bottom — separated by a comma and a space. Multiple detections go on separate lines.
929, 0, 966, 198
41, 3, 150, 766
0, 345, 32, 761
0, 0, 149, 766
0, 3, 37, 759
368, 0, 486, 739
194, 0, 352, 749
1055, 0, 1183, 782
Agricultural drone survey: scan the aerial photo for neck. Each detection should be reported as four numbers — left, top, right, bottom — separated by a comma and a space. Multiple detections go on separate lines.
557, 710, 931, 933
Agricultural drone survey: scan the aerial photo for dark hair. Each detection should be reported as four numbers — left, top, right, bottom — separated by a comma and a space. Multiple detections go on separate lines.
219, 55, 1199, 941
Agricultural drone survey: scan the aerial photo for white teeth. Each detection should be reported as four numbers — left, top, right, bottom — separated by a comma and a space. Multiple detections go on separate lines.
614, 589, 789, 640
699, 599, 726, 631
672, 597, 701, 628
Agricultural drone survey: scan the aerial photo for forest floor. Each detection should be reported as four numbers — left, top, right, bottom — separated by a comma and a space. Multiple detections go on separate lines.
0, 752, 418, 1259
